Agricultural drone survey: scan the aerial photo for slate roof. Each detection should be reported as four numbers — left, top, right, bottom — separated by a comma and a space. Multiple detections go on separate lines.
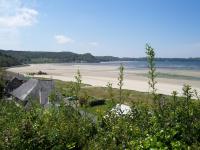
10, 79, 54, 106
5, 77, 24, 93
11, 79, 38, 101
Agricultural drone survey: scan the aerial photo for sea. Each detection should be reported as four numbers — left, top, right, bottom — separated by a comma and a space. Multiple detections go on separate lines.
100, 60, 200, 71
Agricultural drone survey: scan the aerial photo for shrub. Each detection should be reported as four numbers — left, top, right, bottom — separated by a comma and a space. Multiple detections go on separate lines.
79, 98, 88, 106
89, 99, 105, 107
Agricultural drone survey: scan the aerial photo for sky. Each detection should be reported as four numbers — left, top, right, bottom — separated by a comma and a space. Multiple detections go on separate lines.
0, 0, 200, 58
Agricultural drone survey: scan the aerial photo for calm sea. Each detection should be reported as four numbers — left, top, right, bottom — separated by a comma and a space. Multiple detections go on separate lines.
100, 60, 200, 70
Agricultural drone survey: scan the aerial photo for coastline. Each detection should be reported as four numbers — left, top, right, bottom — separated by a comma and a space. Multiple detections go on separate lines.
7, 63, 200, 96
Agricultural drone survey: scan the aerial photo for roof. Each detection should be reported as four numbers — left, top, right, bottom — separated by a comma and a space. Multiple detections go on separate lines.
11, 79, 38, 101
10, 79, 54, 105
10, 76, 24, 82
5, 77, 24, 89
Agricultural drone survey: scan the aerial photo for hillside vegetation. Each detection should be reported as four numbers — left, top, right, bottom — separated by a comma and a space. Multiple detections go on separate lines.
0, 52, 21, 67
0, 50, 99, 65
0, 49, 137, 67
1, 49, 199, 67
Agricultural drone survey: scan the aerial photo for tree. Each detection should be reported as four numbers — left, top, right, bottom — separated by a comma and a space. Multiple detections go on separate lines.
146, 44, 157, 98
74, 69, 82, 107
118, 64, 124, 104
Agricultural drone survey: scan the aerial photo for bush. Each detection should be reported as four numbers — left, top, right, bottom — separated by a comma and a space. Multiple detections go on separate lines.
89, 99, 105, 107
0, 101, 95, 149
79, 98, 88, 106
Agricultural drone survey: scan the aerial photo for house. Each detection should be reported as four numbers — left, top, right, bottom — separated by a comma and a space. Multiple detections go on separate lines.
10, 79, 55, 107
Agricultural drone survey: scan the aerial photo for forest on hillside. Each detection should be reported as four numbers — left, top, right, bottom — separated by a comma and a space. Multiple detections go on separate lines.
0, 52, 21, 67
0, 50, 99, 66
0, 49, 199, 67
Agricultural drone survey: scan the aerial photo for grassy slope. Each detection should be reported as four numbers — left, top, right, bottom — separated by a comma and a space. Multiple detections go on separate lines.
55, 80, 150, 103
55, 80, 154, 116
55, 79, 196, 116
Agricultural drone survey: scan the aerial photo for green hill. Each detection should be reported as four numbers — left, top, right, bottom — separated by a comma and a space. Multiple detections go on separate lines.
0, 50, 99, 66
0, 52, 21, 67
0, 49, 199, 67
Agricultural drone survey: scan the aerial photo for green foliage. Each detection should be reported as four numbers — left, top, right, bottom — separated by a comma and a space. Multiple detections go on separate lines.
118, 64, 124, 104
106, 82, 114, 103
194, 89, 200, 100
49, 90, 58, 105
0, 50, 99, 67
74, 69, 82, 107
146, 44, 157, 96
0, 100, 95, 149
1, 92, 200, 149
79, 91, 89, 107
0, 52, 21, 67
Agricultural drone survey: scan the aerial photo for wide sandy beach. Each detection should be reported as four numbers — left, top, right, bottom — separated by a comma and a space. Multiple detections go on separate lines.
7, 63, 200, 96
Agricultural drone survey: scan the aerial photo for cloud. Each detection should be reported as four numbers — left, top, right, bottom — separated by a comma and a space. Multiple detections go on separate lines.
55, 35, 74, 44
0, 8, 38, 28
0, 0, 38, 28
89, 42, 99, 47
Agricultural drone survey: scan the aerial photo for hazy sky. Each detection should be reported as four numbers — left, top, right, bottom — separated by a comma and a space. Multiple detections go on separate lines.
0, 0, 200, 57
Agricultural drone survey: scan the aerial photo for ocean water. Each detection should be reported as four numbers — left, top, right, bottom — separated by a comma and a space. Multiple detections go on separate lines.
100, 60, 200, 70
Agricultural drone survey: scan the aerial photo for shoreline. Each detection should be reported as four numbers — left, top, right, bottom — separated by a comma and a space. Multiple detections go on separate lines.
7, 63, 200, 97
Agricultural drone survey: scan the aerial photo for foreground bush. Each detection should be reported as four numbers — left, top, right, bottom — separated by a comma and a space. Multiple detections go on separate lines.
0, 101, 95, 149
1, 95, 200, 149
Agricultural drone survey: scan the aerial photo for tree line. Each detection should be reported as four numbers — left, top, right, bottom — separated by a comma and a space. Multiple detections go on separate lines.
1, 49, 199, 67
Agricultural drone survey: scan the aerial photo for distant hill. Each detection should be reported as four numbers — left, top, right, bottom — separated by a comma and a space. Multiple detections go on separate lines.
0, 49, 199, 67
0, 50, 99, 67
0, 52, 21, 67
